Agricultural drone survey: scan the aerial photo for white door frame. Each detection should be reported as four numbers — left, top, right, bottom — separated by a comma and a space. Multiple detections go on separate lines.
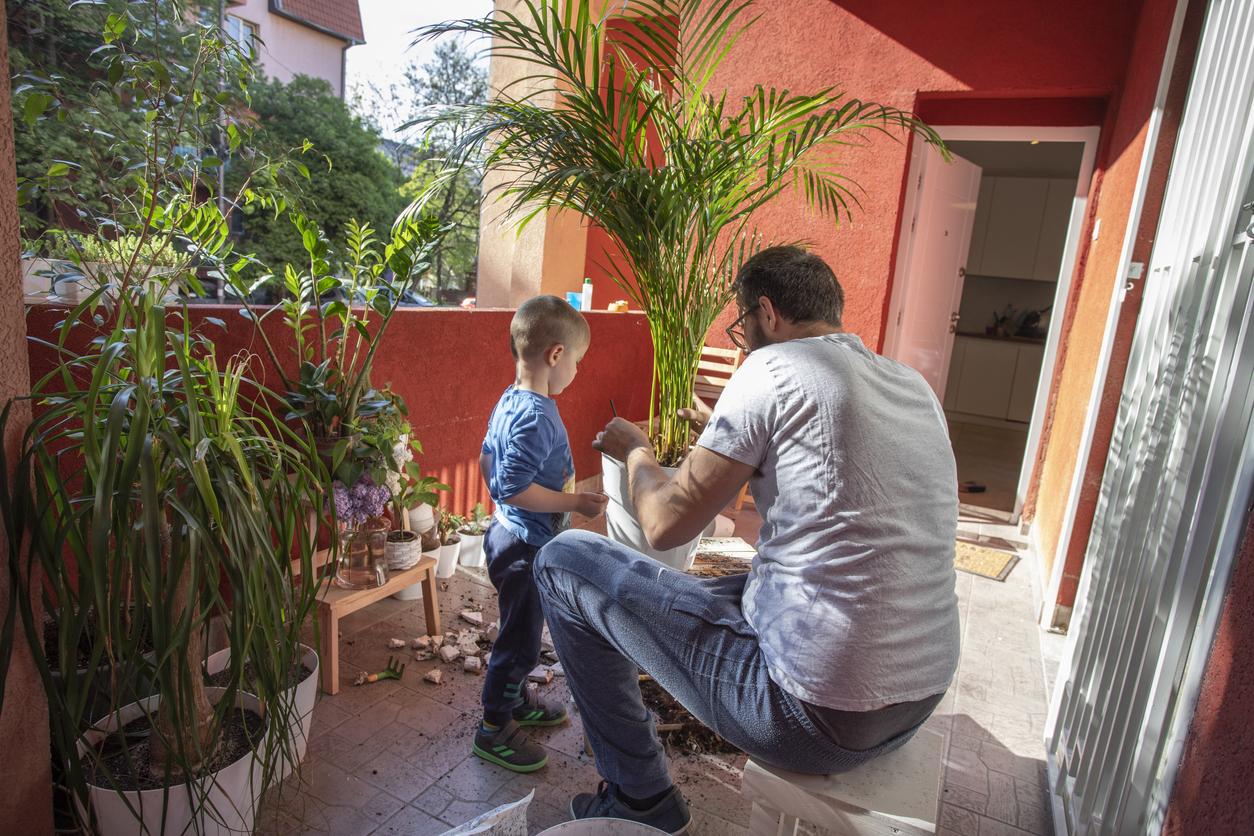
885, 124, 1101, 523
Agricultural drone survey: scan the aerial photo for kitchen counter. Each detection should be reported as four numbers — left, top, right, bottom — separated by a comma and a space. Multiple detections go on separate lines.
955, 331, 1046, 346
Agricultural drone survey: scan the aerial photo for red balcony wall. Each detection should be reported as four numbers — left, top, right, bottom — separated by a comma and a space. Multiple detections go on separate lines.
24, 305, 655, 518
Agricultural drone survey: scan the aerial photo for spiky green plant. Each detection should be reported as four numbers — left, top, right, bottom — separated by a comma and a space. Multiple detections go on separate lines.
410, 0, 949, 464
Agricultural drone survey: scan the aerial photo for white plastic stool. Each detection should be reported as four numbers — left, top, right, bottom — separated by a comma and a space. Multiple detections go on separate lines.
740, 728, 944, 836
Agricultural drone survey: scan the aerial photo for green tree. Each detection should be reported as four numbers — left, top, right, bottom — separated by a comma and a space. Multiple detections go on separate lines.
230, 74, 406, 278
355, 39, 487, 295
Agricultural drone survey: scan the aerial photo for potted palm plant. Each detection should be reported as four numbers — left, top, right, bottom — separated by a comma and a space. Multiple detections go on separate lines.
412, 0, 949, 564
0, 7, 324, 833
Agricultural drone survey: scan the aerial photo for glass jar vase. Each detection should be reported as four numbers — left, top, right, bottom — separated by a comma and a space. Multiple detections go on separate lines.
335, 518, 390, 589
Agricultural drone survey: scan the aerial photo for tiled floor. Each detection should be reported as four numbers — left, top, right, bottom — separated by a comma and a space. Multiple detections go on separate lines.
259, 506, 1061, 836
949, 420, 1030, 516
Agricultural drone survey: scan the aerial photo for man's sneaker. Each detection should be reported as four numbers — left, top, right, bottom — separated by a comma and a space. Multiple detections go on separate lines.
512, 684, 568, 727
472, 719, 549, 772
569, 781, 691, 835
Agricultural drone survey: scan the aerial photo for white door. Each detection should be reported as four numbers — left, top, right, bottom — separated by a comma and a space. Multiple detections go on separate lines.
891, 148, 982, 400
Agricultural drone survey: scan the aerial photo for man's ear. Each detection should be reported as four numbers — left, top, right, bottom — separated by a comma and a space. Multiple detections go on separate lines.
547, 343, 565, 367
759, 296, 780, 332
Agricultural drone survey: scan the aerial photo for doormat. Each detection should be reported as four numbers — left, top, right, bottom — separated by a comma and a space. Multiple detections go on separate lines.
954, 540, 1020, 581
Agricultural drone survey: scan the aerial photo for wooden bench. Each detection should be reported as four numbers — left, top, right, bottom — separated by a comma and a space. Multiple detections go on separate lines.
696, 345, 753, 511
314, 553, 441, 695
740, 727, 944, 836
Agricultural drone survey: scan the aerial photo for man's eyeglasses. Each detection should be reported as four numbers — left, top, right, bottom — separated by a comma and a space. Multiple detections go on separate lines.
725, 304, 759, 352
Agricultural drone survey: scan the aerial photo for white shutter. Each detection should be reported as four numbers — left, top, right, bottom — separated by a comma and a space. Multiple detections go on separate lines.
1047, 1, 1254, 834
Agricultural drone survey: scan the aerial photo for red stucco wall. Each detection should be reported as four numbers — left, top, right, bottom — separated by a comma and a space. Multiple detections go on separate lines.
0, 1, 53, 827
24, 306, 656, 517
1162, 507, 1254, 835
700, 0, 1142, 346
1031, 0, 1205, 608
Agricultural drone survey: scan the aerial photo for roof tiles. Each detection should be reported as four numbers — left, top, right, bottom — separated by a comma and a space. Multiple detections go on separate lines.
273, 0, 365, 43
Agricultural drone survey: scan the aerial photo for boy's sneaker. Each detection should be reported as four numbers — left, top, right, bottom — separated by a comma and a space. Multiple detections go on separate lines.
472, 719, 549, 772
569, 781, 691, 835
512, 685, 568, 727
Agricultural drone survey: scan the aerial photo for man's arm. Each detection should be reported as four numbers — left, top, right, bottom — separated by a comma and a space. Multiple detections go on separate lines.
595, 418, 755, 550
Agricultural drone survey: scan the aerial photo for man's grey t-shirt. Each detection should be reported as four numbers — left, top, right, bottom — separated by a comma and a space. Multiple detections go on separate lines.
697, 333, 961, 712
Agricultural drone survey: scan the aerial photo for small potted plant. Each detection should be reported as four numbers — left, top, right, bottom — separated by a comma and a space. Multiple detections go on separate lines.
383, 426, 450, 600
435, 508, 467, 579
457, 503, 492, 568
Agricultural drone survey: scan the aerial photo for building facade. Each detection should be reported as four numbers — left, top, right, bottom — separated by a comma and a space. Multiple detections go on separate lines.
224, 0, 364, 97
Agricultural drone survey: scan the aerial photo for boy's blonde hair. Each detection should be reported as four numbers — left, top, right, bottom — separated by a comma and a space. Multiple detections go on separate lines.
510, 295, 591, 361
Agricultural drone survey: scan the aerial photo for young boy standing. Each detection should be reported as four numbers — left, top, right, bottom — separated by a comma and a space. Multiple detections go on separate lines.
474, 295, 608, 771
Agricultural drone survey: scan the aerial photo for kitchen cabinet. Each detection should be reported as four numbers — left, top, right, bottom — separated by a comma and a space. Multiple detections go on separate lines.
966, 176, 1075, 281
945, 335, 1044, 423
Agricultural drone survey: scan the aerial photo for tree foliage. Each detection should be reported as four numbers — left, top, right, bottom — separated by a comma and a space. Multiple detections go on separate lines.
355, 39, 487, 294
229, 75, 407, 280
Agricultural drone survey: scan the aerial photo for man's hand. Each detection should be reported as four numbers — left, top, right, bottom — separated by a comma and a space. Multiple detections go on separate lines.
676, 395, 713, 435
592, 417, 652, 463
575, 491, 609, 519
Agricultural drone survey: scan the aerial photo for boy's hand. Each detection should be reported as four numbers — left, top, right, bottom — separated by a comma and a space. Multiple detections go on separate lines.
575, 491, 609, 519
676, 395, 713, 435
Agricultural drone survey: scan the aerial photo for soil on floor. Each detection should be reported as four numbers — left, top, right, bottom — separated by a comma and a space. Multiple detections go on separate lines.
84, 706, 266, 791
640, 678, 743, 757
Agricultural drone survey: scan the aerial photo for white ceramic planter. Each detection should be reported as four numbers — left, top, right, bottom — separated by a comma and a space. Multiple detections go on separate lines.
76, 688, 266, 836
435, 540, 460, 578
205, 644, 319, 782
458, 532, 486, 567
385, 531, 423, 571
601, 453, 701, 571
407, 504, 435, 535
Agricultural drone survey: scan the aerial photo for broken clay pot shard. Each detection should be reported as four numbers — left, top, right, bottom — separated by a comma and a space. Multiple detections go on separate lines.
424, 668, 443, 684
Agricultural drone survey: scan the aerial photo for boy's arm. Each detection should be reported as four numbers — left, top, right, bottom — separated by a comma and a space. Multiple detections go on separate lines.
479, 453, 491, 488
501, 483, 607, 519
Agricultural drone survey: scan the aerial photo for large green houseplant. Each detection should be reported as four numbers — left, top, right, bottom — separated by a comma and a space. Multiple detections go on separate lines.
415, 0, 949, 465
0, 4, 326, 832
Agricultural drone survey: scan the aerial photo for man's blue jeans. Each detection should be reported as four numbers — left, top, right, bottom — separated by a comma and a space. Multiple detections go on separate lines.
534, 530, 926, 799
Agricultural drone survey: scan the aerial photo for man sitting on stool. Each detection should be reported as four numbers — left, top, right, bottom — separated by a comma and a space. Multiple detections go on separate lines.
535, 246, 961, 834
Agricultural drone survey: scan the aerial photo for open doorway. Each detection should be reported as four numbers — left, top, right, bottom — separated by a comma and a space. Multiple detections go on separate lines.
884, 126, 1099, 521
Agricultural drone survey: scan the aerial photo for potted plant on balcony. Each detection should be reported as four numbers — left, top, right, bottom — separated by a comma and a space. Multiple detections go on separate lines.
457, 503, 492, 568
435, 508, 467, 579
413, 0, 949, 565
228, 209, 446, 589
0, 8, 324, 834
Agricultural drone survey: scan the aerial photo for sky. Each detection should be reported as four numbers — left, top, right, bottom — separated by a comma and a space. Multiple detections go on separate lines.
345, 0, 494, 130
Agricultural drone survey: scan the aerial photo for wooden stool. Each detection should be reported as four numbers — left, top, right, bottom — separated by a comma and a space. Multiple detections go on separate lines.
314, 554, 441, 694
740, 728, 944, 836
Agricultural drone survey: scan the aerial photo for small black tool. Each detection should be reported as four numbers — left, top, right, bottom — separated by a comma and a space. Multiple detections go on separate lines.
610, 399, 618, 418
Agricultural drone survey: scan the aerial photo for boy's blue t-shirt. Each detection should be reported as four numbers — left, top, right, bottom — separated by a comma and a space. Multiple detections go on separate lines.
482, 386, 576, 547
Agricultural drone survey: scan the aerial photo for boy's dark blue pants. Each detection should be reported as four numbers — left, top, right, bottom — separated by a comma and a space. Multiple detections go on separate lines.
481, 519, 545, 724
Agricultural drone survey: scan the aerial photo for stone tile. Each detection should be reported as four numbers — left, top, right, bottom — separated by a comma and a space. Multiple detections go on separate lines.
392, 691, 464, 737
950, 731, 985, 752
689, 808, 750, 835
435, 754, 516, 803
940, 802, 982, 835
942, 784, 989, 815
946, 745, 990, 794
952, 714, 994, 741
1018, 802, 1053, 835
354, 748, 437, 804
405, 720, 479, 780
288, 803, 382, 836
979, 741, 1045, 784
337, 700, 405, 744
370, 804, 450, 836
308, 701, 355, 739
985, 769, 1018, 825
1014, 773, 1049, 810
413, 782, 457, 818
436, 799, 500, 828
978, 816, 1036, 836
294, 756, 383, 808
526, 797, 571, 833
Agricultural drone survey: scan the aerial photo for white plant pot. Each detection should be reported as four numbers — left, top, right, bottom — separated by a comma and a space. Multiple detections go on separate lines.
536, 818, 669, 834
385, 531, 423, 571
458, 532, 486, 567
407, 504, 435, 535
436, 541, 460, 578
76, 689, 266, 836
601, 453, 701, 571
205, 644, 319, 782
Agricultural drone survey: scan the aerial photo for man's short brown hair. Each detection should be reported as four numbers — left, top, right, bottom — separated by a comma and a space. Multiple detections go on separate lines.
510, 295, 591, 361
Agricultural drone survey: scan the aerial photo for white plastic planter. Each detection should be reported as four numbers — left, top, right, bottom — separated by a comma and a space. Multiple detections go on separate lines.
436, 540, 461, 578
76, 689, 266, 836
601, 453, 701, 571
536, 819, 669, 834
205, 644, 319, 782
458, 532, 486, 567
407, 504, 435, 536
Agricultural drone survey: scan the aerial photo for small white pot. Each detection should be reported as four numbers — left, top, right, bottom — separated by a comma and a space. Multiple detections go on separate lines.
601, 453, 701, 571
436, 540, 461, 578
205, 644, 319, 783
407, 504, 435, 535
458, 532, 486, 567
77, 689, 266, 836
385, 531, 423, 571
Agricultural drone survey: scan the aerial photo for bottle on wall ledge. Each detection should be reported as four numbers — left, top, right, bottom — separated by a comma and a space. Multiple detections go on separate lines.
581, 277, 593, 312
